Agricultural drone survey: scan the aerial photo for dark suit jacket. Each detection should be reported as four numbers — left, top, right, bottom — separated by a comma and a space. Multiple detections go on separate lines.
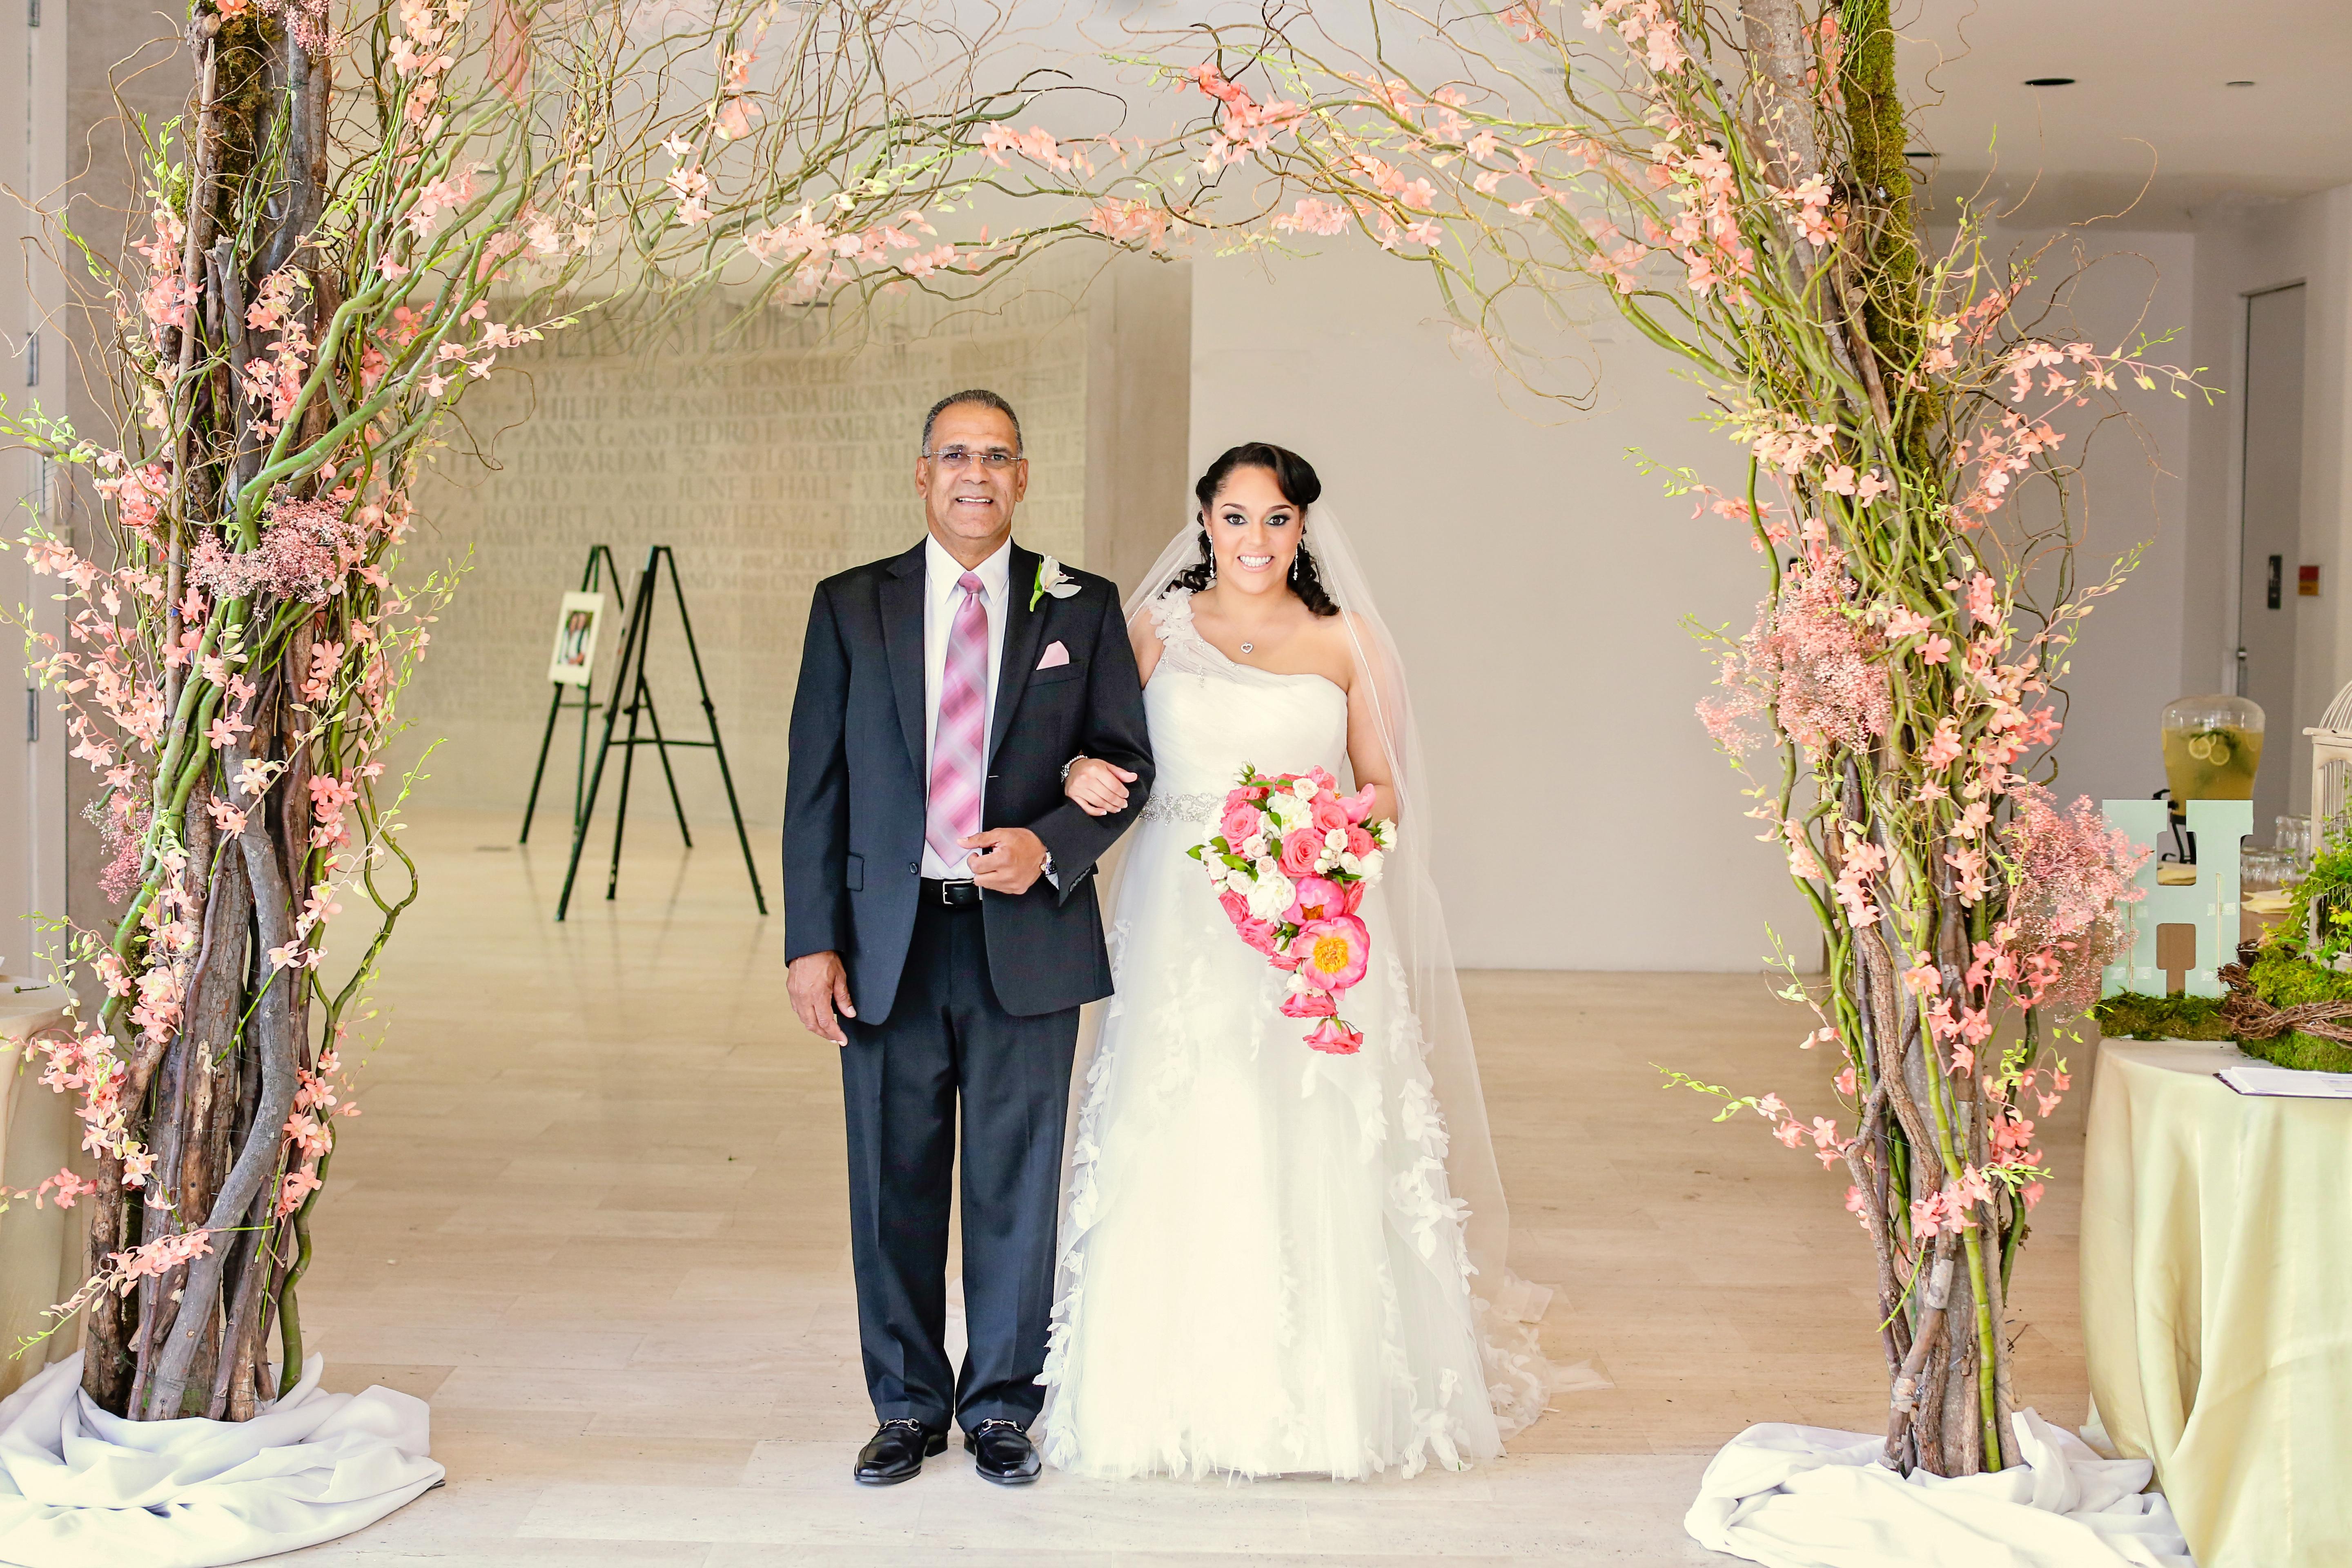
783, 540, 1154, 1022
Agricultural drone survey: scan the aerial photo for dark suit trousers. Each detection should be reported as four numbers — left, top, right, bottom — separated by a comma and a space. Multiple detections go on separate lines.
839, 898, 1077, 1433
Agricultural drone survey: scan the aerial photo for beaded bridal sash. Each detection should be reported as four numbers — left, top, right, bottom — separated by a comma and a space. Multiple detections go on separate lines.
1139, 791, 1221, 826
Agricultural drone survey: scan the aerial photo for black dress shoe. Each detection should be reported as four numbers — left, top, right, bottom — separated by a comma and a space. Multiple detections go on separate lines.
963, 1419, 1041, 1485
854, 1419, 947, 1485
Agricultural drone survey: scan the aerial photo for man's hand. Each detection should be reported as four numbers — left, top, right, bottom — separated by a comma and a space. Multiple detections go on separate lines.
960, 826, 1048, 894
787, 950, 856, 1046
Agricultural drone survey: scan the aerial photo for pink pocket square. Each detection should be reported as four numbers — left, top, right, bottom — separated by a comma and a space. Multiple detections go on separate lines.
1036, 641, 1071, 670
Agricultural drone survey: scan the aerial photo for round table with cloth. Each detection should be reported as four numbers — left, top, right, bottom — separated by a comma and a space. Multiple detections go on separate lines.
0, 980, 83, 1400
2080, 1036, 2352, 1568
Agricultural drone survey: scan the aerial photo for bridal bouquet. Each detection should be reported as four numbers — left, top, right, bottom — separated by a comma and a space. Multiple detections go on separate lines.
1187, 765, 1396, 1054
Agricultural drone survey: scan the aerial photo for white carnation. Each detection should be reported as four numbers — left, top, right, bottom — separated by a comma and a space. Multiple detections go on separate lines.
1247, 870, 1295, 922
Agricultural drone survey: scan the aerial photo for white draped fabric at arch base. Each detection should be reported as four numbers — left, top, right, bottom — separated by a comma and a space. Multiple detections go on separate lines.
0, 1351, 440, 1568
0, 985, 440, 1566
1685, 1410, 2194, 1567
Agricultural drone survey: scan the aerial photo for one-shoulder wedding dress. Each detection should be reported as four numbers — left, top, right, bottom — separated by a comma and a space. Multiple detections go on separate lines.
1036, 589, 1547, 1481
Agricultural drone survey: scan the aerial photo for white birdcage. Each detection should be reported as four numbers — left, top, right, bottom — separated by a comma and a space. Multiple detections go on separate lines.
2308, 679, 2352, 846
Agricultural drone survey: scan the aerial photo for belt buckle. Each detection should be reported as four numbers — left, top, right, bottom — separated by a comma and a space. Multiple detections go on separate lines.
940, 879, 974, 907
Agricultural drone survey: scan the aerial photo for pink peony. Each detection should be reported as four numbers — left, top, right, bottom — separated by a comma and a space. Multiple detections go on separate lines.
1295, 915, 1371, 991
1305, 1019, 1364, 1056
1278, 829, 1320, 878
1340, 784, 1377, 823
1287, 876, 1348, 924
1281, 988, 1338, 1019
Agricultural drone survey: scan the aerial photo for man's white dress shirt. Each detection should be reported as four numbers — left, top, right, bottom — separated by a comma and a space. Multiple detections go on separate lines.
920, 536, 1010, 880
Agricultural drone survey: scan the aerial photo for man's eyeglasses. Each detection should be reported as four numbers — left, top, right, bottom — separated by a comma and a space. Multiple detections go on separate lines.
922, 447, 1021, 470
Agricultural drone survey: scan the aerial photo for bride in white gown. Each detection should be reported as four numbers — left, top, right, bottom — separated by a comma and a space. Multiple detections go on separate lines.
1036, 443, 1552, 1481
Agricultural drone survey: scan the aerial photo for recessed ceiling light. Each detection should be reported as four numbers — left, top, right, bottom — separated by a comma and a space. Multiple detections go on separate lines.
2225, 80, 2256, 87
2024, 77, 2078, 87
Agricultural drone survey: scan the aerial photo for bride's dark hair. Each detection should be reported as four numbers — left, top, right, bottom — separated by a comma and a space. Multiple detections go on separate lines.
1171, 442, 1341, 617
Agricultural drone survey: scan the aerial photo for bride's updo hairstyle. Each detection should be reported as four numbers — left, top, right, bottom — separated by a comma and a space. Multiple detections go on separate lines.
1172, 442, 1342, 617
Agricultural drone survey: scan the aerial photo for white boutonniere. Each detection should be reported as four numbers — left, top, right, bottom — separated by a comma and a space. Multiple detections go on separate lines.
1031, 555, 1080, 610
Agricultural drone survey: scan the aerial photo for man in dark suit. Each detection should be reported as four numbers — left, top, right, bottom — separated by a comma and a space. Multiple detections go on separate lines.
784, 389, 1152, 1487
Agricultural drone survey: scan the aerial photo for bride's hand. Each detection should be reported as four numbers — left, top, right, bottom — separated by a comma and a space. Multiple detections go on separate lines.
1064, 755, 1137, 817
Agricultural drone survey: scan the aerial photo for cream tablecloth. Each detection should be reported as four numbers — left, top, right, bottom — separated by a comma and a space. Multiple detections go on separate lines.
0, 981, 81, 1400
2081, 1037, 2352, 1567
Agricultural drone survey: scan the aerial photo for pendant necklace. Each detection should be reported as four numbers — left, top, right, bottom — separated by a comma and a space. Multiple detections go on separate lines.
1240, 641, 1255, 654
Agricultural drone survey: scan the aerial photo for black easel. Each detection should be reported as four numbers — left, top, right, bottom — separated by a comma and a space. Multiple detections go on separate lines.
555, 545, 767, 921
520, 544, 633, 844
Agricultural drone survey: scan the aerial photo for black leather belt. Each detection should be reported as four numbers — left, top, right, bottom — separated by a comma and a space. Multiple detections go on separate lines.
922, 878, 983, 909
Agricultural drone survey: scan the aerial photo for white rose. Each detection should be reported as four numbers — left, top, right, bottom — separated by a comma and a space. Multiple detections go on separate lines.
1325, 828, 1350, 851
1374, 820, 1397, 849
1247, 870, 1295, 922
1354, 848, 1385, 881
1241, 832, 1268, 860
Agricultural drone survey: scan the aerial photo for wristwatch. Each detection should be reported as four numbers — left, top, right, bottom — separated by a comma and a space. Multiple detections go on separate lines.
1060, 753, 1086, 783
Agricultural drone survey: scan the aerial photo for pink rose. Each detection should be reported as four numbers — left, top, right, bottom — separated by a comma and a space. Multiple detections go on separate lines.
1237, 917, 1283, 958
1343, 825, 1376, 858
1218, 889, 1253, 928
1286, 875, 1346, 924
1294, 915, 1371, 992
1278, 830, 1320, 878
1280, 987, 1337, 1019
1220, 800, 1260, 847
1337, 879, 1365, 915
1311, 791, 1352, 834
1340, 784, 1377, 824
1305, 766, 1339, 792
1305, 1018, 1364, 1056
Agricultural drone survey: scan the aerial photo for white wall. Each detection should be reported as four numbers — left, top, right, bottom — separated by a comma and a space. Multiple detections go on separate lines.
1190, 249, 1811, 970
2185, 183, 2352, 818
0, 0, 77, 976
1189, 229, 2204, 971
1982, 227, 2200, 815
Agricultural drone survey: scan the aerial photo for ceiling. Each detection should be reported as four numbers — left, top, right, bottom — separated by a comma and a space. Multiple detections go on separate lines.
1895, 0, 2352, 227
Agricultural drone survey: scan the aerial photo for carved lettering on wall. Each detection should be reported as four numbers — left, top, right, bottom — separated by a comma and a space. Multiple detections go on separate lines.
404, 282, 1090, 828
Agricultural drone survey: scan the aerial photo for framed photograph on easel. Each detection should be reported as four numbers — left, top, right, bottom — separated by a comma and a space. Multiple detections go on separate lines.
547, 591, 605, 686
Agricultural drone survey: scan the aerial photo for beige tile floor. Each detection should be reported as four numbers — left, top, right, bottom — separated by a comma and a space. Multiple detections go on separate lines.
268, 809, 2090, 1566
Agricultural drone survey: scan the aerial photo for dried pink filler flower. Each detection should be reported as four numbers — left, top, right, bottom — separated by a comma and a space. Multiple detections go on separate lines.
189, 494, 367, 606
1701, 546, 1891, 756
2001, 786, 2149, 1013
87, 789, 151, 905
258, 0, 346, 56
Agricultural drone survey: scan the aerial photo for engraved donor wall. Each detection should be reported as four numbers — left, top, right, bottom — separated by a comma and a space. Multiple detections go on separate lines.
403, 272, 1091, 829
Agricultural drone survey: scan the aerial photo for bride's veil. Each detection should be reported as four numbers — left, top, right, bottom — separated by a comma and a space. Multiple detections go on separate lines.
1114, 510, 1559, 1426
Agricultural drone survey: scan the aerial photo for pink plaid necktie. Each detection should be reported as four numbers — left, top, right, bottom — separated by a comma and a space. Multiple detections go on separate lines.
926, 570, 989, 870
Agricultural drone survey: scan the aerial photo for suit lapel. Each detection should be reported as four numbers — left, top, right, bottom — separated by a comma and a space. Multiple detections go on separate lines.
879, 543, 927, 776
991, 543, 1047, 766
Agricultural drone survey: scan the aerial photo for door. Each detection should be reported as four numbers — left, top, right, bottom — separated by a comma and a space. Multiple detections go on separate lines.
2238, 283, 2306, 833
